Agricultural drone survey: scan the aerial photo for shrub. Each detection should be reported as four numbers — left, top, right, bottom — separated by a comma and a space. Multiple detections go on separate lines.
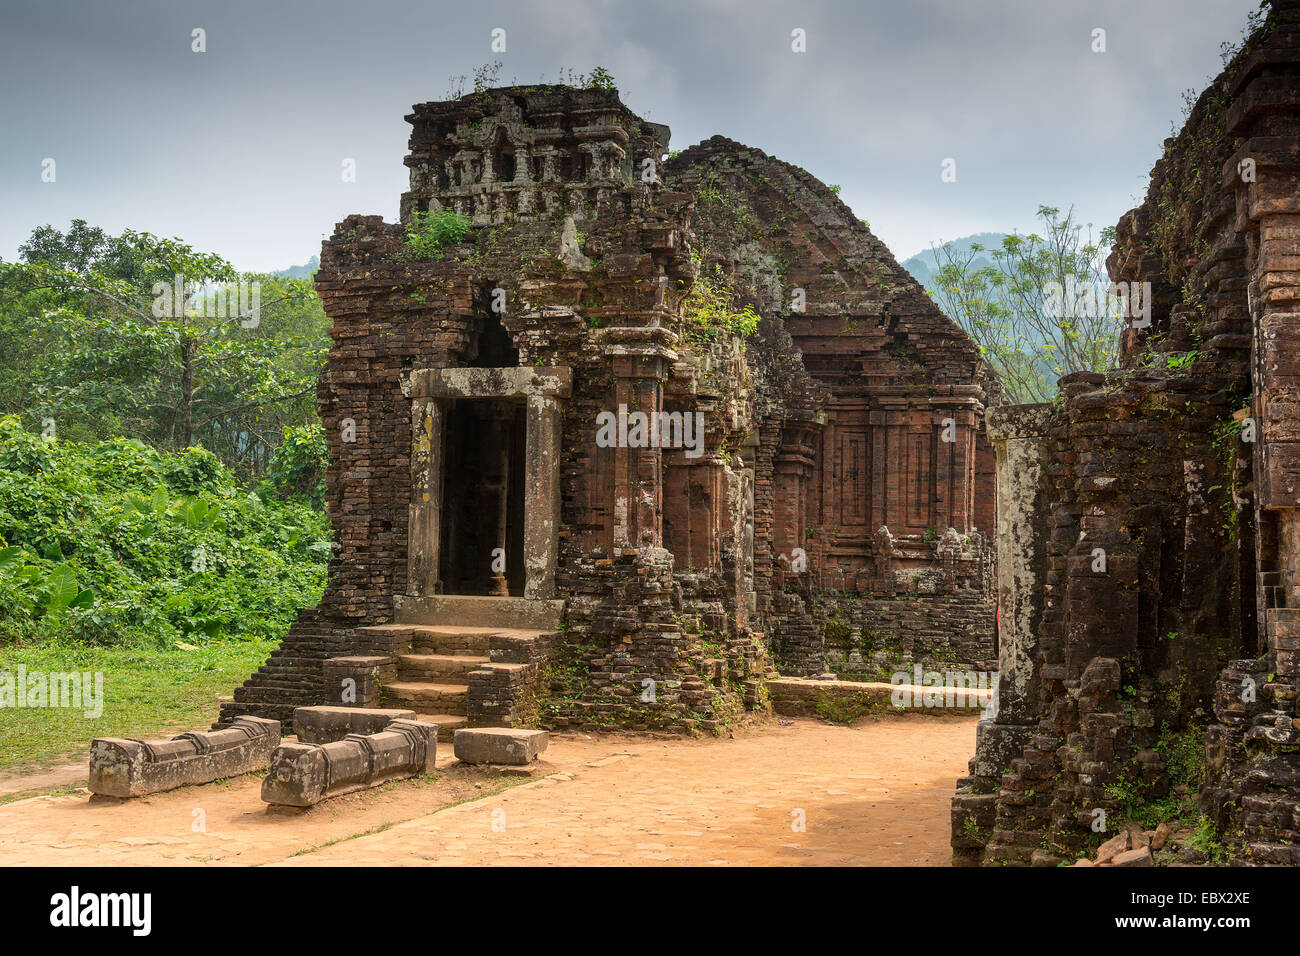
0, 416, 329, 647
163, 446, 231, 496
404, 208, 472, 259
261, 424, 327, 508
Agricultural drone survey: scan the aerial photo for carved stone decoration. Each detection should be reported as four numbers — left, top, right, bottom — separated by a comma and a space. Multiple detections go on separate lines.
260, 718, 437, 807
89, 716, 280, 798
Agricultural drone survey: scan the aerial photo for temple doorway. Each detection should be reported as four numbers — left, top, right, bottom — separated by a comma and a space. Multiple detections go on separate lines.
438, 397, 527, 596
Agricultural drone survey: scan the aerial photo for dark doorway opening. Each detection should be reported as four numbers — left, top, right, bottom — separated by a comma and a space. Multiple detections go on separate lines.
439, 397, 526, 596
468, 290, 519, 368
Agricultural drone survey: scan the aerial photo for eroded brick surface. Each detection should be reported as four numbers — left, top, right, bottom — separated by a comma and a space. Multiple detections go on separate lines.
956, 3, 1300, 866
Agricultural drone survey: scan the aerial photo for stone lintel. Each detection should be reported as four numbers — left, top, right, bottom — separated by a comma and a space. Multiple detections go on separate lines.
410, 366, 572, 399
985, 403, 1056, 443
261, 718, 437, 807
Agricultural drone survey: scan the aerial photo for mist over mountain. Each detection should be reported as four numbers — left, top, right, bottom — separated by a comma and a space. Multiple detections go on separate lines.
899, 233, 1008, 290
273, 255, 319, 280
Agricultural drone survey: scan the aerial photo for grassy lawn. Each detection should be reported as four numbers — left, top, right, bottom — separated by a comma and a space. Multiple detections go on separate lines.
0, 638, 273, 773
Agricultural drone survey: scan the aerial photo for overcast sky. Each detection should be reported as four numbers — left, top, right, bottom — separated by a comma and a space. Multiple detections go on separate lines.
0, 0, 1262, 272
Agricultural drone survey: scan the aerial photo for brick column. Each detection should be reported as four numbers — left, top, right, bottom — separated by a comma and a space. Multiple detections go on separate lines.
607, 346, 671, 552
955, 403, 1053, 867
984, 403, 1053, 724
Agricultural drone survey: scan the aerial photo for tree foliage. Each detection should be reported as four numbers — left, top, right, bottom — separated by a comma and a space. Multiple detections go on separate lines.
0, 220, 329, 479
925, 205, 1122, 403
0, 416, 327, 647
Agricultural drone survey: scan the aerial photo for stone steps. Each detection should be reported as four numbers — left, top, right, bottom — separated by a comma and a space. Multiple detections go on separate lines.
383, 681, 469, 715
372, 598, 564, 733
421, 714, 469, 740
395, 593, 564, 630
397, 653, 489, 680
360, 623, 549, 656
409, 625, 543, 655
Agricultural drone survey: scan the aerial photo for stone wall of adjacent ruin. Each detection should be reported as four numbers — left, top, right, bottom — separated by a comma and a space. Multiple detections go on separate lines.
815, 591, 997, 681
955, 2, 1300, 865
668, 137, 999, 678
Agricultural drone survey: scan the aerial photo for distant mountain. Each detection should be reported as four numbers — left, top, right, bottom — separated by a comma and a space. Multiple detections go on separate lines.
273, 255, 319, 280
899, 233, 1008, 291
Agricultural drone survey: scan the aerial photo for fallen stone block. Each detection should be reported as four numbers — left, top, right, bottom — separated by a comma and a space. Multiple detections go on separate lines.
261, 718, 436, 807
453, 727, 549, 765
1111, 846, 1154, 867
89, 716, 281, 798
1122, 820, 1150, 848
293, 705, 418, 744
1095, 831, 1129, 864
1151, 821, 1174, 851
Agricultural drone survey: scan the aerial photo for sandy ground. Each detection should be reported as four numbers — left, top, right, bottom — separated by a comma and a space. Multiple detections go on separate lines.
0, 715, 978, 866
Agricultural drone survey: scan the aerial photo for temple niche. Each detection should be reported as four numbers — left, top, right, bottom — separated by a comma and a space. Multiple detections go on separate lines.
222, 83, 999, 737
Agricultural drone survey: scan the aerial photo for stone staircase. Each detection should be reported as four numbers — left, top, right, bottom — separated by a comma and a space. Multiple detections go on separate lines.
355, 595, 564, 739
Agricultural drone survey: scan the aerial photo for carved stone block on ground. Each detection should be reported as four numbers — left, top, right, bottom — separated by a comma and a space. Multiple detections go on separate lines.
261, 718, 437, 807
89, 715, 280, 797
293, 705, 418, 744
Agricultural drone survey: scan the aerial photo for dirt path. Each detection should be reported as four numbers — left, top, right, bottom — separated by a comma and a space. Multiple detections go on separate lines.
0, 762, 84, 802
0, 715, 978, 866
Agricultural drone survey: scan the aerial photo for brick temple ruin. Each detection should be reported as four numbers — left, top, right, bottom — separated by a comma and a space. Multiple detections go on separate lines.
220, 82, 1000, 737
954, 1, 1300, 865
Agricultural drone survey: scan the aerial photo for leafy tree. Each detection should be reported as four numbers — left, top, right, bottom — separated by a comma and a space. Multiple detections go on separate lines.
261, 423, 327, 508
925, 205, 1122, 403
0, 222, 329, 478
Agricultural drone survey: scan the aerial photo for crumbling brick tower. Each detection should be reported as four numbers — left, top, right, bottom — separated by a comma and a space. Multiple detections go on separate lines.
954, 0, 1300, 866
668, 139, 1001, 680
223, 83, 999, 735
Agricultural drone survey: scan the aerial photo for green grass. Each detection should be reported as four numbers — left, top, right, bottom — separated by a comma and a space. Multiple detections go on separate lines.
0, 637, 272, 772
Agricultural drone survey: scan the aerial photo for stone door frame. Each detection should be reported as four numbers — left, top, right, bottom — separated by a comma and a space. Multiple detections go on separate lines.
407, 366, 571, 601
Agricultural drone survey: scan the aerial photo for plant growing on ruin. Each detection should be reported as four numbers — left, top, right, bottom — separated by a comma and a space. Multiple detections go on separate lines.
445, 61, 503, 99
1189, 816, 1232, 865
585, 66, 616, 90
404, 209, 472, 259
680, 260, 760, 343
